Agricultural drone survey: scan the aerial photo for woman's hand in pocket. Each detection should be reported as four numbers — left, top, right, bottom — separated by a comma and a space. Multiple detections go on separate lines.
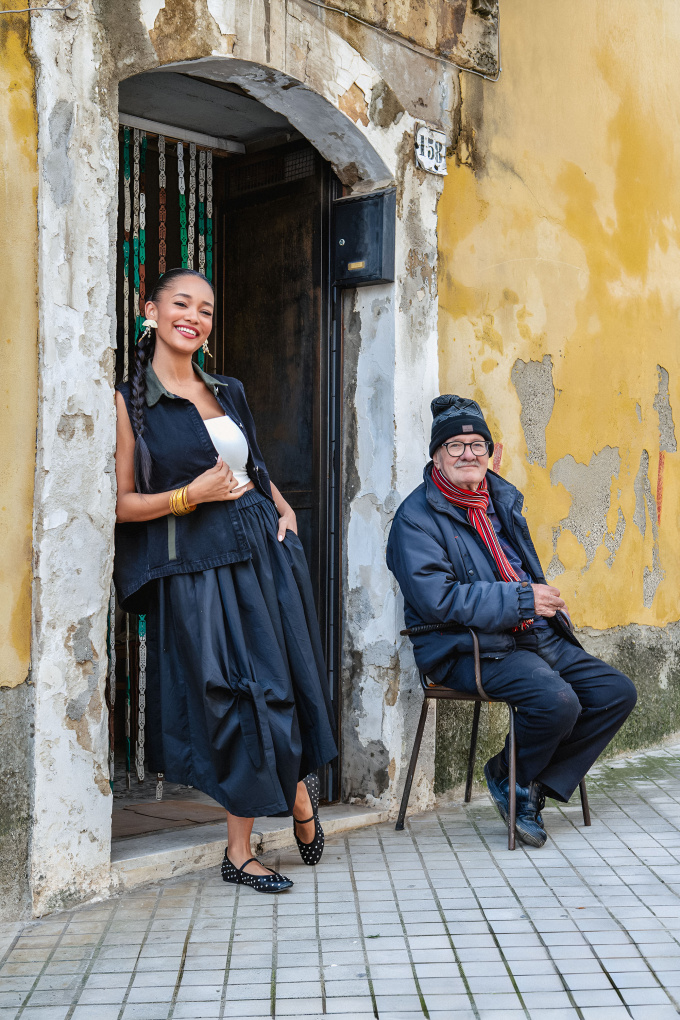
277, 506, 298, 542
186, 457, 238, 504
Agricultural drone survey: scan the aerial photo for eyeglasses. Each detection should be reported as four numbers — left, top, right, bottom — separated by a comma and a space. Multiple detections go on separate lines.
441, 440, 490, 457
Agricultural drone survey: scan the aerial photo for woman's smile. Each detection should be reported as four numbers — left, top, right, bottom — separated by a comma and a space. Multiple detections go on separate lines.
174, 324, 199, 339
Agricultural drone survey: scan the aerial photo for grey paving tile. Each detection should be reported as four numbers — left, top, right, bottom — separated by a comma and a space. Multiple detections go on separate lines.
628, 1008, 680, 1020
70, 1008, 122, 1020
274, 997, 324, 1015
322, 996, 376, 1014
20, 1010, 71, 1020
171, 1007, 221, 1019
578, 1009, 632, 1020
76, 984, 129, 1005
119, 1006, 173, 1020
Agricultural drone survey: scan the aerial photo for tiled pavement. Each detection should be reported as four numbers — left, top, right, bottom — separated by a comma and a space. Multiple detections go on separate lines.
2, 745, 680, 1020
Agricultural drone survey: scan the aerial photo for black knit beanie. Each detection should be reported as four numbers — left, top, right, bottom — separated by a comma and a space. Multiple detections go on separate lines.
429, 395, 494, 459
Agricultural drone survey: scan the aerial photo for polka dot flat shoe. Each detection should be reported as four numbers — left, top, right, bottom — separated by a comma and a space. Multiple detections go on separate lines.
293, 772, 325, 867
221, 851, 293, 893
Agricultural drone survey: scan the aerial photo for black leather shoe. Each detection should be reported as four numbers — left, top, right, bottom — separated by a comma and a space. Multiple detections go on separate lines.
515, 782, 547, 848
485, 755, 548, 848
221, 852, 293, 892
484, 753, 510, 824
293, 772, 325, 866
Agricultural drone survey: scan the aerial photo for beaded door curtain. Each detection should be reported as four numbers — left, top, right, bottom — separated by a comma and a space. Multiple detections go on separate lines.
111, 127, 217, 799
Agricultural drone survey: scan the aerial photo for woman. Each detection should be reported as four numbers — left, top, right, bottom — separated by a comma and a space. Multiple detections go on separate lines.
114, 268, 337, 893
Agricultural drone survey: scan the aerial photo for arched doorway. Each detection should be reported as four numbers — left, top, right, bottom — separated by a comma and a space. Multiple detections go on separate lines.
29, 0, 452, 908
110, 66, 352, 842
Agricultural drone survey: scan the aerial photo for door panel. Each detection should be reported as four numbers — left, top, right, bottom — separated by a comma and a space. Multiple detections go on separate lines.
216, 145, 341, 798
218, 148, 323, 604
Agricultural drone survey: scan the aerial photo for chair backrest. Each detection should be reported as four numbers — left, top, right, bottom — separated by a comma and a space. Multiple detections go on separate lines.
406, 628, 489, 701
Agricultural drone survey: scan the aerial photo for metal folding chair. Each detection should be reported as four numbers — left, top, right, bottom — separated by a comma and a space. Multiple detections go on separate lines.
395, 627, 591, 849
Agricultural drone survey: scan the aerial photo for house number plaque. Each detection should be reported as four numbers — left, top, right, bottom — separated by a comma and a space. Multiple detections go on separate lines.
415, 125, 448, 175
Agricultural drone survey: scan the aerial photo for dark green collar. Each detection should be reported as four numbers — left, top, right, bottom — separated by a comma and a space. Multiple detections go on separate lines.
145, 362, 228, 407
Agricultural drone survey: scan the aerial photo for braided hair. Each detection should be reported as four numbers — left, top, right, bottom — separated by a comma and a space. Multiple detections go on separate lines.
128, 267, 214, 492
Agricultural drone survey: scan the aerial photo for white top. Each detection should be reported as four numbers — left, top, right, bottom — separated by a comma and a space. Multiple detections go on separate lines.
203, 415, 251, 489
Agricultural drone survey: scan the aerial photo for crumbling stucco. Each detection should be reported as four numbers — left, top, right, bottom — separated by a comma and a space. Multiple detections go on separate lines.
29, 6, 125, 915
43, 101, 75, 208
550, 447, 621, 571
317, 0, 498, 82
0, 683, 34, 921
633, 450, 655, 540
511, 354, 554, 467
654, 365, 677, 453
632, 450, 665, 608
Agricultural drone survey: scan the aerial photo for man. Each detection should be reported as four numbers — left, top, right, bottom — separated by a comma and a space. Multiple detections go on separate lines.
386, 395, 636, 847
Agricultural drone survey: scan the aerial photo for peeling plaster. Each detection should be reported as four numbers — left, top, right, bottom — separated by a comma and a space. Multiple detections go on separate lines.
633, 450, 655, 539
29, 8, 121, 914
654, 365, 677, 453
140, 0, 165, 30
43, 101, 74, 208
369, 79, 405, 129
633, 450, 665, 607
603, 506, 626, 568
550, 447, 621, 571
511, 354, 554, 467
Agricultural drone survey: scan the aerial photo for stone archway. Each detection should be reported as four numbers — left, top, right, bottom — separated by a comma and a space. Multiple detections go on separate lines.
155, 57, 393, 193
29, 4, 447, 914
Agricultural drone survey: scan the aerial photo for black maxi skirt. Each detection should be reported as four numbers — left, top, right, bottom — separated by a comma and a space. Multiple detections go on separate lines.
144, 489, 338, 817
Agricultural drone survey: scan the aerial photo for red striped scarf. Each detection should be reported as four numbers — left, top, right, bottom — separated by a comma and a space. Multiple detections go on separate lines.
431, 465, 533, 627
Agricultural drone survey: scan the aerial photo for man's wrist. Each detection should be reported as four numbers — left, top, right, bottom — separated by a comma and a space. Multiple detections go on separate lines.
517, 580, 535, 619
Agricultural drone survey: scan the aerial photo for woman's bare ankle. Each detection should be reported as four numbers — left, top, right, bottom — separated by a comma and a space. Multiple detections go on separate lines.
227, 846, 272, 876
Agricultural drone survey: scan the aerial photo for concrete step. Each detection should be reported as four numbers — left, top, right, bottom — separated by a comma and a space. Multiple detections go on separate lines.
111, 803, 388, 890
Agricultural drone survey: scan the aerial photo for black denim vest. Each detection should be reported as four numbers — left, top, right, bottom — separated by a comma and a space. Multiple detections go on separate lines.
114, 363, 275, 612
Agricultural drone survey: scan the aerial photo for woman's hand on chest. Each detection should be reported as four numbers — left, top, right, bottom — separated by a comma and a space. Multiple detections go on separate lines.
187, 456, 241, 504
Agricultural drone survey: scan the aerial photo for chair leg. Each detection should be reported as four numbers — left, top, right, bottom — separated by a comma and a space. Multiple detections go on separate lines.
507, 704, 516, 851
395, 699, 430, 831
465, 701, 482, 803
579, 779, 591, 826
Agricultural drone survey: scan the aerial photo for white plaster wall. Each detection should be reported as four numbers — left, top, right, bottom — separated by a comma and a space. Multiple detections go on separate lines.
343, 147, 443, 815
30, 11, 118, 913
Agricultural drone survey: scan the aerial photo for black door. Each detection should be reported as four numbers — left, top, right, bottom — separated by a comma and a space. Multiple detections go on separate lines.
215, 144, 341, 800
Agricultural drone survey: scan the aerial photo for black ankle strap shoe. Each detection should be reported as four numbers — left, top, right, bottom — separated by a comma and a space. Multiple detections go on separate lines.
221, 851, 294, 892
293, 773, 325, 866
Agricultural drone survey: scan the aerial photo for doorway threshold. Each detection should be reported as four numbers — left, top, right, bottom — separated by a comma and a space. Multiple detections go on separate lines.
111, 803, 388, 890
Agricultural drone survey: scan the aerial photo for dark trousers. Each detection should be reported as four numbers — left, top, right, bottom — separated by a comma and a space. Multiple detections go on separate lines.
445, 627, 637, 801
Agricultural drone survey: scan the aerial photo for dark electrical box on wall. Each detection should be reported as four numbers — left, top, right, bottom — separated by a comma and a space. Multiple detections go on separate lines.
332, 188, 396, 287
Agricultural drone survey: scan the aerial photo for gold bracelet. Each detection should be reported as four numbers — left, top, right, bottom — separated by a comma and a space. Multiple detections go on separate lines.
180, 485, 196, 513
169, 488, 182, 516
169, 486, 196, 516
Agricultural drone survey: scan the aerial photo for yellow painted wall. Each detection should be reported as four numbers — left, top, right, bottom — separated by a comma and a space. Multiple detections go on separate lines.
438, 0, 680, 630
0, 14, 38, 687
